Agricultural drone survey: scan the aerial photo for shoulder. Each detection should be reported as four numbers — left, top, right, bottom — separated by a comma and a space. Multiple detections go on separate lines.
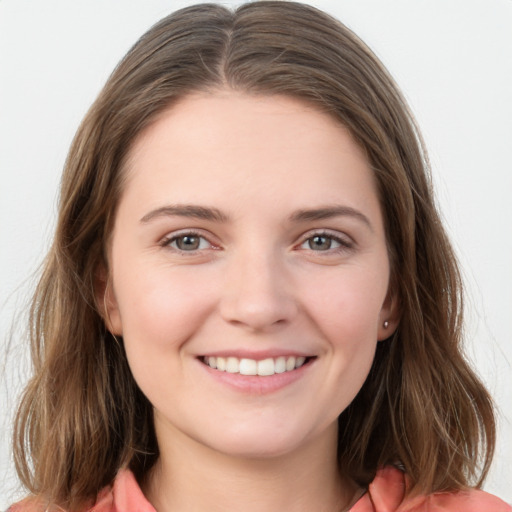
93, 469, 155, 512
7, 470, 155, 512
351, 466, 512, 512
7, 499, 46, 512
418, 490, 512, 512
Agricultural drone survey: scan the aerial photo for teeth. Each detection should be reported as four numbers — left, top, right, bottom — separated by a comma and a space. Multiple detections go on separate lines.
226, 357, 239, 373
203, 355, 308, 376
257, 358, 274, 376
239, 358, 257, 376
275, 356, 286, 374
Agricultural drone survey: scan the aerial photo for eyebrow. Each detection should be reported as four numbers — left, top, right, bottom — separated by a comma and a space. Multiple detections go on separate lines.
289, 206, 373, 231
140, 203, 373, 231
140, 204, 229, 223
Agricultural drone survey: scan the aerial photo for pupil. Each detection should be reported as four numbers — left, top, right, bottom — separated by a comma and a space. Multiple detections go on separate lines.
178, 236, 199, 250
310, 235, 331, 250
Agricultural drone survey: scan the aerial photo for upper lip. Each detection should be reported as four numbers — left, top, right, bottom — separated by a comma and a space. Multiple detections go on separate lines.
198, 349, 315, 360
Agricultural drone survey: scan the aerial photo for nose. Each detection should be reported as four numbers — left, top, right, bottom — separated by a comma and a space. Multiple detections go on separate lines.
219, 250, 298, 332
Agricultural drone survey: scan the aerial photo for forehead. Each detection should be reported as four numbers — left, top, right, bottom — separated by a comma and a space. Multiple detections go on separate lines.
118, 91, 381, 225
124, 90, 367, 166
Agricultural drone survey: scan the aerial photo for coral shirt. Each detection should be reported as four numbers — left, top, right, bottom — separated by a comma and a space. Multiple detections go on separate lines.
10, 466, 511, 511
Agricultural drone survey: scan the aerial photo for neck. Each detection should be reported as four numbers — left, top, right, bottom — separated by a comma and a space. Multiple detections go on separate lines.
144, 422, 359, 512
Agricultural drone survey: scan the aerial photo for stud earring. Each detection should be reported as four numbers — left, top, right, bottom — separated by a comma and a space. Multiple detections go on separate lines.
383, 320, 389, 329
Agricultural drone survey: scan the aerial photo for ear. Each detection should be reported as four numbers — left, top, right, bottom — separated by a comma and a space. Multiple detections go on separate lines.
95, 263, 123, 336
377, 287, 400, 341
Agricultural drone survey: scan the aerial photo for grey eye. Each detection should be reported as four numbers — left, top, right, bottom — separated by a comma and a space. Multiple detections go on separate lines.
306, 235, 338, 251
170, 235, 209, 251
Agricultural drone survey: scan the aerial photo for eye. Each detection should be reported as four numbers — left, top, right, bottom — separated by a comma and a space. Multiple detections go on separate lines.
163, 232, 212, 252
304, 234, 339, 251
299, 232, 353, 252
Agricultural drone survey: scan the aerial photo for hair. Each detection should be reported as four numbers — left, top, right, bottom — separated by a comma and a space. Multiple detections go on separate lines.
13, 2, 495, 510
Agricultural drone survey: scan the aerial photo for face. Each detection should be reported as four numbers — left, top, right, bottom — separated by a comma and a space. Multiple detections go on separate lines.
105, 91, 397, 460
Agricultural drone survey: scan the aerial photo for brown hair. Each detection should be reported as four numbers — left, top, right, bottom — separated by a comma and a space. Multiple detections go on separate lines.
14, 2, 495, 509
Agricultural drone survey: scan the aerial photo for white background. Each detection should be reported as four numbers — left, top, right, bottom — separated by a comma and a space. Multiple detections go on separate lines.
1, 0, 511, 507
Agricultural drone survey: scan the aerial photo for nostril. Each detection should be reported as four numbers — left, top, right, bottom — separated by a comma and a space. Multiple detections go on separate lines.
219, 295, 299, 332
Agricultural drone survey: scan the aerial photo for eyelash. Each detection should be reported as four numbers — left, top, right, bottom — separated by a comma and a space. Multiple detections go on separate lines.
159, 230, 354, 254
297, 231, 354, 253
160, 230, 215, 253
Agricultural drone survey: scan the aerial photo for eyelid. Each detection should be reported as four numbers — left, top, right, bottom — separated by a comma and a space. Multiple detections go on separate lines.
296, 229, 355, 251
159, 229, 220, 252
158, 228, 354, 253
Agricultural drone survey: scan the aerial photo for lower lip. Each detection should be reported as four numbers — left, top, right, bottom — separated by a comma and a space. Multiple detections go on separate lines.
198, 359, 313, 394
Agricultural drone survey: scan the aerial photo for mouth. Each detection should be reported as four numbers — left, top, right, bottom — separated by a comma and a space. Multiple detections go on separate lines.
200, 355, 314, 377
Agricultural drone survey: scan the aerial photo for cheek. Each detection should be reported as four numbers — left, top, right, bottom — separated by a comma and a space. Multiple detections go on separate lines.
300, 264, 387, 398
302, 264, 387, 341
113, 266, 215, 356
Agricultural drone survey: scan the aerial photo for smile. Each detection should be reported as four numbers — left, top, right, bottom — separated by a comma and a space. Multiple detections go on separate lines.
202, 355, 310, 376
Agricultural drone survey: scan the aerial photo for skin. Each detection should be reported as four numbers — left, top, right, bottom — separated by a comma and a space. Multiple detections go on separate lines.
104, 91, 398, 511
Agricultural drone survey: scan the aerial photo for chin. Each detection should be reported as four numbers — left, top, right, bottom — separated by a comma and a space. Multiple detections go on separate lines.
195, 419, 334, 461
208, 436, 303, 460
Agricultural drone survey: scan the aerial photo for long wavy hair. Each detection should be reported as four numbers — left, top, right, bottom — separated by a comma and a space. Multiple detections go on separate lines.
14, 2, 495, 510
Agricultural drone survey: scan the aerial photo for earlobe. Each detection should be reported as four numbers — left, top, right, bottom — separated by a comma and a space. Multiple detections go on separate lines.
377, 289, 400, 341
95, 264, 123, 336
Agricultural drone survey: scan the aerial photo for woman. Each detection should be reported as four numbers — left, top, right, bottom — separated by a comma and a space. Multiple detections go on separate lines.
9, 2, 510, 511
